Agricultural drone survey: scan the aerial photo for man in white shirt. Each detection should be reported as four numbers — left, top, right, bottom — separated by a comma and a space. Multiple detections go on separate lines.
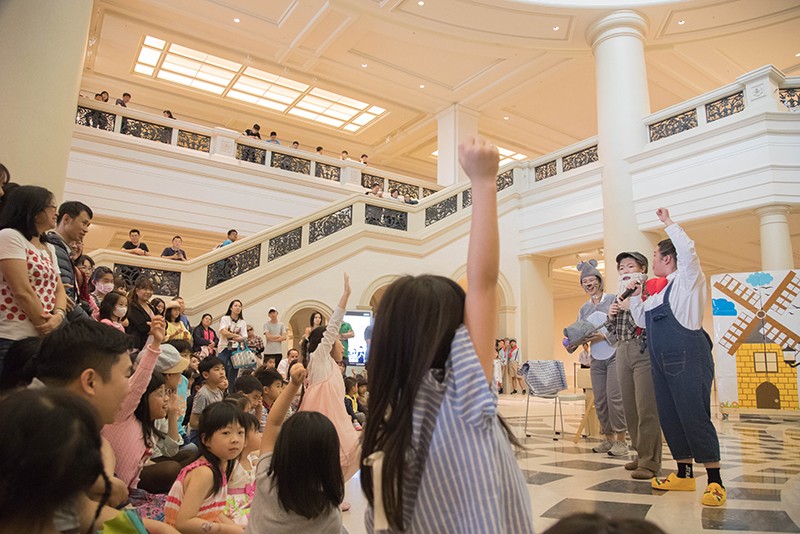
628, 207, 725, 507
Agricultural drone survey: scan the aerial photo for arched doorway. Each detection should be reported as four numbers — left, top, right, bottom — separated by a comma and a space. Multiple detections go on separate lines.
756, 381, 780, 409
284, 302, 332, 351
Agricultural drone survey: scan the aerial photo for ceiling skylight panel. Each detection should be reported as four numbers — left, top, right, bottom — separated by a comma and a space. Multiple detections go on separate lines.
256, 99, 288, 112
368, 105, 386, 115
338, 96, 368, 109
199, 64, 237, 80
161, 61, 200, 78
234, 80, 270, 96
351, 113, 375, 126
244, 67, 279, 83
137, 47, 161, 66
324, 108, 355, 121
168, 43, 207, 62
203, 55, 241, 72
143, 36, 166, 49
275, 77, 309, 92
134, 64, 155, 76
295, 101, 327, 114
343, 124, 361, 132
228, 90, 260, 103
267, 85, 301, 99
316, 116, 344, 128
157, 70, 194, 86
194, 70, 233, 87
499, 158, 514, 166
301, 95, 332, 108
261, 91, 296, 105
288, 108, 318, 121
512, 154, 527, 160
498, 147, 514, 157
329, 103, 358, 116
190, 79, 225, 94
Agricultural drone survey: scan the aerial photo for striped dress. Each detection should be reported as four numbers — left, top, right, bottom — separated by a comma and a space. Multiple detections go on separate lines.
164, 458, 228, 526
366, 325, 534, 533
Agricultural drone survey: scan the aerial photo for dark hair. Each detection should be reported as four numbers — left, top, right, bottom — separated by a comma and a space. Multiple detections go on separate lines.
0, 185, 54, 240
0, 389, 106, 534
301, 326, 326, 364
129, 229, 140, 236
270, 131, 277, 136
292, 141, 299, 146
309, 311, 324, 328
224, 299, 244, 320
0, 163, 9, 186
234, 375, 263, 395
344, 376, 357, 393
56, 201, 93, 224
0, 337, 41, 393
361, 154, 368, 159
199, 356, 224, 376
269, 411, 343, 518
201, 313, 213, 322
150, 297, 165, 316
241, 412, 260, 434
360, 274, 519, 530
127, 276, 154, 307
90, 265, 114, 287
163, 110, 174, 118
287, 348, 299, 357
183, 367, 200, 382
224, 393, 250, 412
316, 146, 323, 151
541, 513, 667, 534
254, 367, 283, 389
227, 229, 237, 237
252, 124, 260, 130
36, 320, 131, 385
389, 189, 398, 195
657, 238, 677, 267
76, 254, 94, 270
134, 372, 167, 448
123, 92, 131, 98
165, 306, 181, 323
357, 377, 367, 388
172, 235, 182, 242
167, 338, 192, 356
341, 150, 348, 155
198, 401, 248, 496
98, 291, 125, 322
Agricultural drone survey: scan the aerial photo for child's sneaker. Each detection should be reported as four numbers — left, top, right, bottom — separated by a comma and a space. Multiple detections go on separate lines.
592, 440, 613, 453
353, 421, 363, 431
607, 441, 628, 457
652, 472, 696, 491
702, 483, 726, 506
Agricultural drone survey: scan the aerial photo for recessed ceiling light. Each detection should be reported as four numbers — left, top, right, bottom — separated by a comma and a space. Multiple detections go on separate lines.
233, 17, 240, 23
418, 0, 424, 5
503, 116, 509, 120
796, 52, 800, 57
552, 26, 559, 31
361, 63, 368, 68
677, 20, 685, 25
419, 84, 425, 89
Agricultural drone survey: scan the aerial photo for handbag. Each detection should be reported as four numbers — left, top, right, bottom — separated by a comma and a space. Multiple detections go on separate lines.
230, 343, 257, 369
519, 360, 568, 396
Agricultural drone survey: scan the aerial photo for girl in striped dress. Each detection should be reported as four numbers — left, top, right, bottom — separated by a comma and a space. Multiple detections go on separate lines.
360, 136, 535, 533
165, 402, 247, 533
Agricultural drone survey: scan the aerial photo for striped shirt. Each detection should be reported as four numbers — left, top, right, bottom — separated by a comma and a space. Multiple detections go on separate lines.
165, 458, 228, 526
366, 325, 534, 533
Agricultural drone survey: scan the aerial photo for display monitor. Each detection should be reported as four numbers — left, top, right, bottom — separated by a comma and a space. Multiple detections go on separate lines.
342, 310, 373, 366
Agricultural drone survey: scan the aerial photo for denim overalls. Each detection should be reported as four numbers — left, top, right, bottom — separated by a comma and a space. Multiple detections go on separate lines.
645, 281, 720, 463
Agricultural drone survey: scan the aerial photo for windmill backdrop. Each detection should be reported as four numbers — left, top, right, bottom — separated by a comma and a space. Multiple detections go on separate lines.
711, 270, 800, 411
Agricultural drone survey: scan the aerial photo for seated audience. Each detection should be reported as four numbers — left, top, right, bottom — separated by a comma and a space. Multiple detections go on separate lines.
291, 141, 300, 149
344, 376, 365, 428
89, 265, 115, 317
173, 296, 191, 330
266, 131, 280, 145
365, 184, 383, 197
277, 348, 299, 379
246, 325, 265, 359
226, 412, 261, 526
151, 297, 166, 317
165, 302, 192, 343
121, 229, 150, 256
254, 367, 285, 430
161, 236, 188, 261
187, 356, 227, 446
356, 376, 368, 416
0, 185, 67, 369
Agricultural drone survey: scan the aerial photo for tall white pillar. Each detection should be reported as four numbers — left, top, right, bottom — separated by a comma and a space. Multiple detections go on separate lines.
587, 11, 654, 291
0, 0, 93, 198
755, 205, 795, 270
436, 104, 479, 187
519, 255, 554, 360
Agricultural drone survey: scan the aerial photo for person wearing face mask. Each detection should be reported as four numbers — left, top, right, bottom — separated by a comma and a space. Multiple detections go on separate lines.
576, 260, 627, 457
98, 292, 128, 333
89, 266, 115, 319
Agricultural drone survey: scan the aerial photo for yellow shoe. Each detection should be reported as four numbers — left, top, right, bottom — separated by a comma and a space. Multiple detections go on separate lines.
651, 472, 696, 491
702, 483, 727, 506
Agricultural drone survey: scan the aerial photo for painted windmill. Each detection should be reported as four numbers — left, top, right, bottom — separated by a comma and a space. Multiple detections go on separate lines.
713, 271, 800, 355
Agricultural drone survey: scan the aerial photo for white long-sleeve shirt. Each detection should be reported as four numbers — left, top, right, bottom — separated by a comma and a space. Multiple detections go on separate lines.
629, 223, 706, 331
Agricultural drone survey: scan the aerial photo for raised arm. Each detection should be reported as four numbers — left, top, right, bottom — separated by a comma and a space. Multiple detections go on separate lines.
260, 363, 307, 456
459, 136, 499, 383
116, 316, 165, 422
657, 207, 703, 288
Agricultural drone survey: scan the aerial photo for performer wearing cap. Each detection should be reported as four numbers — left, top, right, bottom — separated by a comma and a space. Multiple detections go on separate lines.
607, 251, 662, 479
575, 260, 627, 456
628, 207, 725, 506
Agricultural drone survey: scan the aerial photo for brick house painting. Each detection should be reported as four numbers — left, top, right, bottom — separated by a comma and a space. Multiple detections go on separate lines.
711, 270, 800, 411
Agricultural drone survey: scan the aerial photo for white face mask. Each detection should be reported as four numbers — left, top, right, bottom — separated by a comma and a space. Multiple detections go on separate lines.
96, 282, 114, 294
114, 306, 128, 318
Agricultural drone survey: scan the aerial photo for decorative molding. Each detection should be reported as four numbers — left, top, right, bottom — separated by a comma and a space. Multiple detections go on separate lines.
648, 109, 698, 142
365, 205, 407, 231
496, 170, 514, 191
361, 173, 385, 189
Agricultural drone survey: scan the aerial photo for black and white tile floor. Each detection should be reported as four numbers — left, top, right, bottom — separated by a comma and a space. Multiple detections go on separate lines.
342, 395, 800, 533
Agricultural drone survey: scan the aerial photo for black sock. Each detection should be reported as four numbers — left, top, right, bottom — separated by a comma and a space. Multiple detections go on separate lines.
677, 462, 693, 478
707, 468, 723, 487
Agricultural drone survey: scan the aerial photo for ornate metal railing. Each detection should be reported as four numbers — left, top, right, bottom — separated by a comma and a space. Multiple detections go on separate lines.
365, 205, 408, 231
268, 227, 303, 262
76, 105, 115, 132
425, 195, 458, 226
206, 244, 261, 289
649, 109, 698, 142
309, 206, 353, 243
177, 130, 211, 152
779, 88, 799, 110
705, 92, 745, 123
114, 265, 181, 297
315, 162, 341, 182
271, 153, 311, 175
535, 160, 557, 182
236, 143, 267, 165
120, 117, 172, 144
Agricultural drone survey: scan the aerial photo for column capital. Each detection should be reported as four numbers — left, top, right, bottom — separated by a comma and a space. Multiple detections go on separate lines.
586, 10, 648, 50
434, 103, 480, 122
755, 204, 791, 219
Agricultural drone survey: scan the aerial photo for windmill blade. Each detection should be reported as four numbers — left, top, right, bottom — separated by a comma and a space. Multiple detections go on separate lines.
762, 271, 800, 316
713, 275, 760, 313
762, 314, 800, 351
719, 310, 759, 356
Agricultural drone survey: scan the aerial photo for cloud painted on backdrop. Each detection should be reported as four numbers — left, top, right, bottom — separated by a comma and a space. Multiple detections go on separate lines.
712, 298, 738, 316
746, 272, 774, 287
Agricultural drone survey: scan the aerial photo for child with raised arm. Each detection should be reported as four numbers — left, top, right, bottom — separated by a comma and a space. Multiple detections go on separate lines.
360, 135, 534, 533
298, 274, 360, 482
245, 363, 343, 533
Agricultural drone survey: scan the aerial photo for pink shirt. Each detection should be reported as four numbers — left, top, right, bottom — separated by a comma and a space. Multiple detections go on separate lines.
101, 342, 161, 489
100, 318, 125, 332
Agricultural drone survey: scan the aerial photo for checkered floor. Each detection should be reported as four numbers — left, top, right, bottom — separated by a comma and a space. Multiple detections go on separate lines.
341, 395, 800, 533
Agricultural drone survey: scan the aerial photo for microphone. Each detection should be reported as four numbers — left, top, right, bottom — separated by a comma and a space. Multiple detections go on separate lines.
617, 273, 647, 302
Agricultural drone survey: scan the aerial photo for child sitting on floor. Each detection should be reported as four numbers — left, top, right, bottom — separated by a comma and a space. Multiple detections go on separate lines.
226, 413, 261, 525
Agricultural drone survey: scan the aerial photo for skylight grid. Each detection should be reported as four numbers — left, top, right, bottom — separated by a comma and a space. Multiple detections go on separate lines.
133, 35, 387, 133
431, 147, 528, 164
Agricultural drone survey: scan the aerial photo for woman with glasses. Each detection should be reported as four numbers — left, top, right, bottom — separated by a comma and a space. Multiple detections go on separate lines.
0, 186, 67, 372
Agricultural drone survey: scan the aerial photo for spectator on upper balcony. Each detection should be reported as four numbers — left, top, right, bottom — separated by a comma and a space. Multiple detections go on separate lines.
100, 91, 109, 102
161, 236, 188, 262
115, 93, 131, 107
242, 124, 262, 163
93, 93, 103, 102
45, 201, 93, 322
244, 124, 261, 140
366, 184, 383, 198
360, 154, 369, 166
266, 131, 281, 145
340, 150, 349, 161
163, 110, 175, 119
388, 189, 404, 202
316, 146, 323, 156
217, 229, 238, 248
121, 229, 150, 256
291, 141, 300, 150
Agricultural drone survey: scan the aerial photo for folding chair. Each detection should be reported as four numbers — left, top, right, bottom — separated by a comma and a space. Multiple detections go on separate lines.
521, 360, 585, 440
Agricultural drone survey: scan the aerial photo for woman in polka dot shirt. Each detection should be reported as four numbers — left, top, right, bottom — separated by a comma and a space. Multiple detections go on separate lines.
0, 186, 67, 374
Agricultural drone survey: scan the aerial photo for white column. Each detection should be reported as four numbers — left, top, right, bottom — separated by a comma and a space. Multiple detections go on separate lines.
0, 0, 93, 198
755, 205, 795, 270
519, 255, 553, 360
436, 104, 479, 187
587, 11, 654, 291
